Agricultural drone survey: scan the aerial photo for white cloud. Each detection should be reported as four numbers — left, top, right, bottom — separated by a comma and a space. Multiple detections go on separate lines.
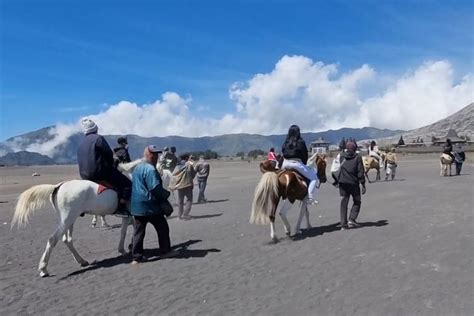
7, 55, 473, 157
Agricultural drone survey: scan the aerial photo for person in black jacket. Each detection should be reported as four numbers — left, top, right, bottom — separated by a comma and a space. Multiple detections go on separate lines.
281, 125, 318, 204
443, 138, 455, 162
77, 118, 132, 215
113, 136, 132, 166
335, 141, 366, 230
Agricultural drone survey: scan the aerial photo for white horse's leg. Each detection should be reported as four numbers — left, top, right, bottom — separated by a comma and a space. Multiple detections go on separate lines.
118, 216, 131, 255
270, 220, 278, 242
38, 227, 65, 277
305, 204, 312, 229
295, 200, 307, 235
100, 216, 109, 227
91, 215, 98, 228
62, 224, 89, 267
279, 200, 292, 237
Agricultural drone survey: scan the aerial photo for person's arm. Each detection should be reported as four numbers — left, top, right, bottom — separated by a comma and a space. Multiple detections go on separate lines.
357, 156, 366, 186
146, 168, 170, 201
97, 136, 114, 167
301, 140, 308, 165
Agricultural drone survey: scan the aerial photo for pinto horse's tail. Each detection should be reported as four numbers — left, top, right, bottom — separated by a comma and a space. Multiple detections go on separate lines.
11, 183, 60, 228
250, 172, 279, 225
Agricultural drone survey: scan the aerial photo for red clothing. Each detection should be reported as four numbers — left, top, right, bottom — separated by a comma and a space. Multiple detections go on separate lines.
268, 151, 277, 161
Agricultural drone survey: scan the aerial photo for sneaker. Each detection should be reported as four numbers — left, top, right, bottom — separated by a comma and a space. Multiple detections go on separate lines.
131, 256, 147, 264
340, 225, 349, 231
181, 215, 192, 220
348, 219, 361, 227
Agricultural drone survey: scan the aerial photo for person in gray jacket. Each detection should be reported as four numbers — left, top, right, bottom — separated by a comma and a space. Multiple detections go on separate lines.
334, 141, 366, 230
194, 156, 211, 203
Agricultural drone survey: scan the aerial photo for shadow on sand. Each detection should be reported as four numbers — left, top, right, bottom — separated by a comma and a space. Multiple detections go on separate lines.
60, 239, 220, 280
292, 220, 388, 241
194, 199, 229, 205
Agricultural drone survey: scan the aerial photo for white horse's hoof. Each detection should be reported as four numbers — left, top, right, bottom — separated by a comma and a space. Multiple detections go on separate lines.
271, 236, 279, 243
285, 231, 291, 237
39, 270, 49, 278
91, 224, 96, 228
118, 249, 126, 255
295, 229, 303, 235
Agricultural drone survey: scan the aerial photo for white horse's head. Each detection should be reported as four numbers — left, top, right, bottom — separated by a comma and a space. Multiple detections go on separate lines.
117, 159, 144, 179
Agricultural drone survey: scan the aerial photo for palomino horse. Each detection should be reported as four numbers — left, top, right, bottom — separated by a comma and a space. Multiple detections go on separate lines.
440, 154, 453, 176
10, 159, 151, 277
250, 154, 327, 242
362, 152, 385, 183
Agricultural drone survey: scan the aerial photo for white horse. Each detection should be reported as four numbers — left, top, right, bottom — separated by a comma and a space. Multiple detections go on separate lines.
11, 159, 143, 277
90, 158, 142, 228
90, 159, 175, 227
440, 154, 453, 176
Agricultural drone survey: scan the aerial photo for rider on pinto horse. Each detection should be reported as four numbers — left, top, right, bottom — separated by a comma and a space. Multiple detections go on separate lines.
281, 125, 318, 205
77, 118, 131, 216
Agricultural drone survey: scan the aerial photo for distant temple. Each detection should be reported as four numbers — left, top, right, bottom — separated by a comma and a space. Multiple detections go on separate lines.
310, 137, 331, 154
432, 129, 467, 146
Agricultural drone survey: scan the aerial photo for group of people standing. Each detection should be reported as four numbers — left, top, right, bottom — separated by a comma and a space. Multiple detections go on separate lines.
76, 118, 211, 264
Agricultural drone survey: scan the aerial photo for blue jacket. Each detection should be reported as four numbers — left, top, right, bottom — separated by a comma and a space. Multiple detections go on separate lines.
77, 133, 114, 180
131, 162, 169, 216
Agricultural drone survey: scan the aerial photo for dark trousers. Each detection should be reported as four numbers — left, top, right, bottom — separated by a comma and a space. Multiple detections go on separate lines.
132, 214, 171, 260
455, 162, 463, 175
177, 186, 193, 217
108, 168, 132, 200
339, 183, 362, 226
197, 178, 208, 203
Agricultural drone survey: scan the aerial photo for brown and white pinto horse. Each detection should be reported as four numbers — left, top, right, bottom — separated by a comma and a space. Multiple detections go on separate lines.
250, 154, 327, 242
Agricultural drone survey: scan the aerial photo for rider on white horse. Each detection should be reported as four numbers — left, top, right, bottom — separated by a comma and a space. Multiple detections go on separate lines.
443, 138, 455, 163
77, 118, 131, 215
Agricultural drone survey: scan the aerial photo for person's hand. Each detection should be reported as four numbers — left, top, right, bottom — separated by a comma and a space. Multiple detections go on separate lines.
361, 185, 366, 195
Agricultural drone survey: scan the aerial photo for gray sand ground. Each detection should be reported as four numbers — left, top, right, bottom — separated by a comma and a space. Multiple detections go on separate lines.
0, 156, 473, 315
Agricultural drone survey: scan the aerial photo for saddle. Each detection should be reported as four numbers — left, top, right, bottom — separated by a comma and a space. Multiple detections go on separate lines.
278, 168, 310, 186
96, 180, 116, 194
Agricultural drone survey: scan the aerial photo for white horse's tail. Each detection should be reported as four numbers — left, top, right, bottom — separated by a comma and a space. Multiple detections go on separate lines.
11, 183, 60, 228
250, 172, 279, 225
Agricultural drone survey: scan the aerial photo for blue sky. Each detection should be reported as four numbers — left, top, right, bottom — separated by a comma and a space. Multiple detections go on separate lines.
1, 0, 473, 141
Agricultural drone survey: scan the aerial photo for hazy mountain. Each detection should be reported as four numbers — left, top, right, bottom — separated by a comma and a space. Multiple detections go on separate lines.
0, 151, 55, 166
1, 126, 403, 165
377, 102, 474, 144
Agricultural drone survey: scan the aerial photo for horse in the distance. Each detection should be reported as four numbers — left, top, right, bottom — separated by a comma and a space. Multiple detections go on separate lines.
362, 152, 386, 183
440, 154, 453, 176
250, 153, 327, 242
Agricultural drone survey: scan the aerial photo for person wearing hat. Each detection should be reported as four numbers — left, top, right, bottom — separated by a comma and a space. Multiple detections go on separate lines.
113, 136, 131, 166
77, 118, 132, 215
334, 141, 366, 230
130, 145, 177, 263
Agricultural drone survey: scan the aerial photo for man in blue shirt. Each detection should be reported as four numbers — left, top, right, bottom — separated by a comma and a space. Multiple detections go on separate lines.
131, 145, 177, 264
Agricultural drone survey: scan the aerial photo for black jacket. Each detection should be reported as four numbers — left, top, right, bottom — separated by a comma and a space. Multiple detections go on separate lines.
77, 133, 115, 180
114, 146, 131, 164
282, 139, 309, 164
338, 151, 365, 186
443, 143, 453, 155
